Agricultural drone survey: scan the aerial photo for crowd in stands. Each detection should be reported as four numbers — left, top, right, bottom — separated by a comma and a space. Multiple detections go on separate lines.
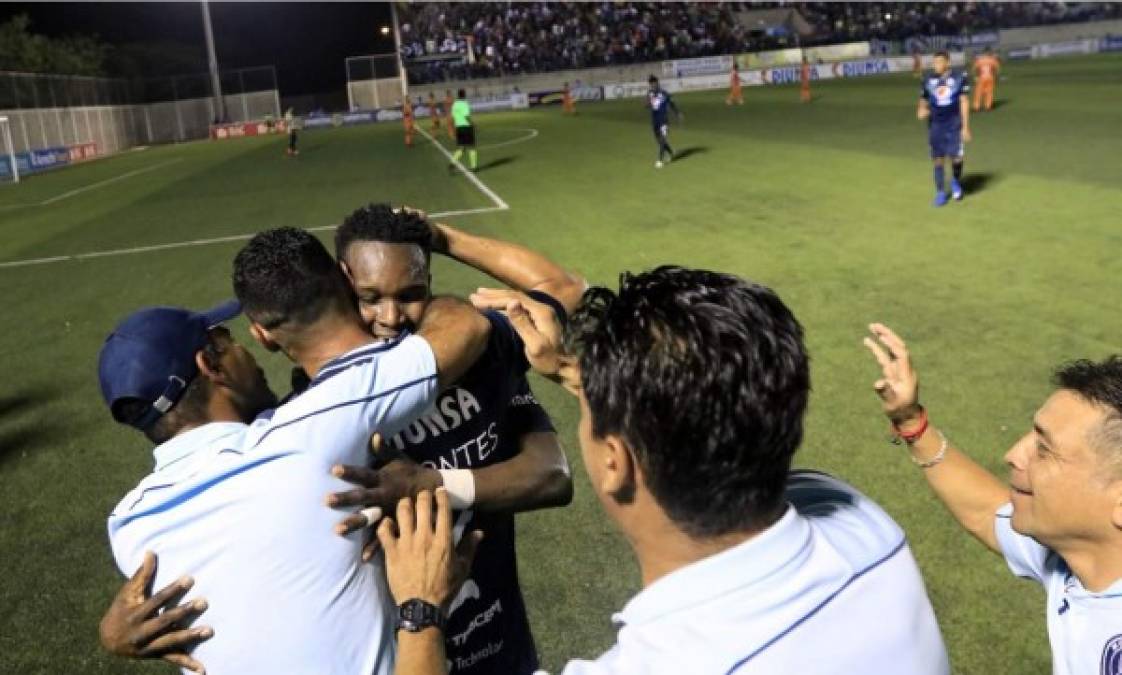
399, 2, 1122, 83
801, 2, 1122, 44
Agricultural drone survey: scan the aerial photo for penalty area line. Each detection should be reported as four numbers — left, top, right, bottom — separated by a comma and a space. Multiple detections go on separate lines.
0, 159, 184, 211
0, 205, 507, 270
416, 126, 509, 211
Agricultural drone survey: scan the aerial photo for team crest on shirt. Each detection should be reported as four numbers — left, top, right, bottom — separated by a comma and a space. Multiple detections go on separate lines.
1102, 634, 1122, 675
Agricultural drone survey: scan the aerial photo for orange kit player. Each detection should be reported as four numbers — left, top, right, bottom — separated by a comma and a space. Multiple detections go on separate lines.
800, 57, 812, 103
972, 47, 1001, 111
562, 82, 577, 114
402, 98, 415, 147
726, 64, 744, 105
427, 92, 441, 133
444, 89, 455, 139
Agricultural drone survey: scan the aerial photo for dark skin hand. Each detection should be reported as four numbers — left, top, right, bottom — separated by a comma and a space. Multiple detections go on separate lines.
99, 551, 213, 674
328, 436, 443, 548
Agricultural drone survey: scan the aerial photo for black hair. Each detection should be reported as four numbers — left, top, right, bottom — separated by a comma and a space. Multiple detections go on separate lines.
567, 266, 810, 538
334, 203, 431, 264
934, 50, 949, 59
648, 75, 659, 84
457, 88, 466, 98
1054, 357, 1122, 467
114, 336, 224, 444
233, 227, 348, 330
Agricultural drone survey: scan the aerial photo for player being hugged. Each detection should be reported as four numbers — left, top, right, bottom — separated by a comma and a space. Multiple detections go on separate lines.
918, 51, 971, 206
647, 75, 681, 169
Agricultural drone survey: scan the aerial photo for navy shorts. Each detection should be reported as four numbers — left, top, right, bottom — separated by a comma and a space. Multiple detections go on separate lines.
652, 121, 668, 140
928, 122, 963, 159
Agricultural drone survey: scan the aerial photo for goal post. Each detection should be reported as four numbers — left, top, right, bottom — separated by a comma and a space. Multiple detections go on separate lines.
0, 116, 19, 184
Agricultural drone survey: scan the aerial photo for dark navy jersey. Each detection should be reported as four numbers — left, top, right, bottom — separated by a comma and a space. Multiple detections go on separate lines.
385, 303, 559, 675
648, 88, 674, 125
921, 69, 969, 126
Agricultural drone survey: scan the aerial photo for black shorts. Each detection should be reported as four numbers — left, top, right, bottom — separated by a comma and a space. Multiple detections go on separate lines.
455, 125, 475, 147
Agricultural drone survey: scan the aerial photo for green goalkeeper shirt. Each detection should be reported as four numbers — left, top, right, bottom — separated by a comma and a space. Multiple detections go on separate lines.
451, 99, 471, 128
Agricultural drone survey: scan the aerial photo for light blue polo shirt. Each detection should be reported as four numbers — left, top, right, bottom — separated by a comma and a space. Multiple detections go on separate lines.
995, 503, 1122, 675
555, 471, 949, 675
108, 335, 438, 675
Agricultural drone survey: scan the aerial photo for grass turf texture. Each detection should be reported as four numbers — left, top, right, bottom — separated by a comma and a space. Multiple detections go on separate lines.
2, 53, 1120, 673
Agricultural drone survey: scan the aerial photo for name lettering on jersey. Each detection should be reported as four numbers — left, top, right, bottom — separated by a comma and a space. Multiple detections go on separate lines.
454, 639, 504, 671
451, 598, 504, 647
1101, 634, 1122, 675
416, 422, 499, 470
390, 388, 483, 449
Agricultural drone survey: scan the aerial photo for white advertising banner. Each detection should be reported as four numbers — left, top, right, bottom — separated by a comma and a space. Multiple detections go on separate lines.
606, 53, 966, 100
662, 55, 735, 77
803, 41, 871, 63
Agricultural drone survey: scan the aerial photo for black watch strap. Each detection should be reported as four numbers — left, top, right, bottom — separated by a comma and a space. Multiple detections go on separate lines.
396, 598, 446, 633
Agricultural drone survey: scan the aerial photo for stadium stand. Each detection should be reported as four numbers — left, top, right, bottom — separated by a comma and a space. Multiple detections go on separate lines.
400, 2, 1122, 83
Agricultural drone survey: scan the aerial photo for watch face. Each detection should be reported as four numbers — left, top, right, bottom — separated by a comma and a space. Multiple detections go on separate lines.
398, 599, 442, 633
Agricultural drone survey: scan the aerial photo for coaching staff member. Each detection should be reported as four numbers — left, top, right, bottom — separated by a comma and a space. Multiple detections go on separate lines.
865, 324, 1122, 675
100, 227, 488, 674
381, 267, 949, 674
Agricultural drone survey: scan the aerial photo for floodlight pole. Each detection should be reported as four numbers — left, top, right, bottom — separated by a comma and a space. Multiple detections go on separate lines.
201, 1, 226, 122
391, 2, 408, 102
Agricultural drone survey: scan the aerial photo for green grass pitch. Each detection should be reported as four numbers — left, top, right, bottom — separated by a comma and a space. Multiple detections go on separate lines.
1, 53, 1120, 673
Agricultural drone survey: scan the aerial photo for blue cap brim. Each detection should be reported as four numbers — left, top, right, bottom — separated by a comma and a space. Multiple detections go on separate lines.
200, 300, 241, 328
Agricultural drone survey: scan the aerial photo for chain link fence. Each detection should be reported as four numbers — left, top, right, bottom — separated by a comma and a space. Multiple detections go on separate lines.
345, 54, 404, 111
0, 66, 280, 156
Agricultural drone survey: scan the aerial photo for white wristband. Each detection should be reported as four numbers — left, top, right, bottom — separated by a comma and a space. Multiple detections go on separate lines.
438, 469, 476, 510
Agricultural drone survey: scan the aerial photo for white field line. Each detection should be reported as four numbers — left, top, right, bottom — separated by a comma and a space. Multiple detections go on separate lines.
475, 127, 538, 151
0, 205, 507, 270
416, 126, 509, 210
0, 159, 184, 211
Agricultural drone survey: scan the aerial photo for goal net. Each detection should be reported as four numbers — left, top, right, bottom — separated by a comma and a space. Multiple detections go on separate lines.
0, 116, 19, 184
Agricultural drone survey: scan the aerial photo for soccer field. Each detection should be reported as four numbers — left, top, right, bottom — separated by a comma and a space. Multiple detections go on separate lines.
2, 53, 1120, 673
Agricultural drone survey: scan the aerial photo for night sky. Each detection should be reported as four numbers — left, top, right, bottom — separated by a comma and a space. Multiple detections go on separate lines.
0, 2, 395, 95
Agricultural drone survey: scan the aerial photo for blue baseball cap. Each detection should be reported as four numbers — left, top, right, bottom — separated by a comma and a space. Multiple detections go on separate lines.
98, 300, 242, 431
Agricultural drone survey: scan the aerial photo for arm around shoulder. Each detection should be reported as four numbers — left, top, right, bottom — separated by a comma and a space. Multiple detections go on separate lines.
416, 296, 491, 390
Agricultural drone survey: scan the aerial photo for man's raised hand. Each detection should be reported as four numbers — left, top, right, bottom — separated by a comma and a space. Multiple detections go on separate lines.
862, 323, 923, 425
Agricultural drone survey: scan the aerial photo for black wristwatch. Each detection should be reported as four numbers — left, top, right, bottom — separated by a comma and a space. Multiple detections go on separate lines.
395, 598, 446, 633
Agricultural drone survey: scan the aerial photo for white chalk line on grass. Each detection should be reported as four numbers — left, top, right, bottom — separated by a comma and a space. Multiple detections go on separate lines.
476, 128, 538, 151
416, 126, 509, 210
0, 159, 184, 211
0, 205, 507, 270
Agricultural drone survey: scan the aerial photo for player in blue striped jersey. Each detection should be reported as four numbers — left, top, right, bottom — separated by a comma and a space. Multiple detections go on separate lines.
918, 51, 972, 206
647, 76, 682, 169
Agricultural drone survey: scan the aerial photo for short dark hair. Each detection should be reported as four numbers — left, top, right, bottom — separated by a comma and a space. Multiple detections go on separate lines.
567, 266, 810, 538
934, 50, 949, 59
334, 203, 431, 263
1054, 357, 1122, 471
457, 88, 466, 98
233, 227, 348, 330
648, 75, 658, 84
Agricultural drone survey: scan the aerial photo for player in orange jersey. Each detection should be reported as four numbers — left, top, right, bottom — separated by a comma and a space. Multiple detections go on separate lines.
726, 64, 744, 105
800, 57, 812, 103
972, 47, 1001, 112
402, 98, 415, 147
444, 89, 455, 139
562, 82, 577, 115
427, 92, 441, 133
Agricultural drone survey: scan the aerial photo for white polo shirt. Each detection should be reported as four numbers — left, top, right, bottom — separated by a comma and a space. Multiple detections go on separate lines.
108, 335, 438, 675
995, 503, 1122, 675
557, 471, 949, 675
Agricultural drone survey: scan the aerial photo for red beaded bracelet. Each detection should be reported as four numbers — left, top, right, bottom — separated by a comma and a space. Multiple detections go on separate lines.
892, 408, 928, 444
